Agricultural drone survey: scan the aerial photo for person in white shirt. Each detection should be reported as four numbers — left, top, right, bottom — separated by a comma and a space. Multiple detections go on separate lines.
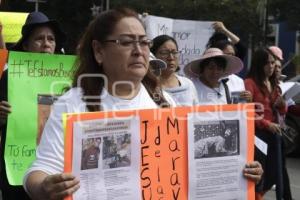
151, 35, 199, 106
210, 40, 252, 102
184, 48, 244, 105
23, 8, 175, 199
23, 12, 262, 198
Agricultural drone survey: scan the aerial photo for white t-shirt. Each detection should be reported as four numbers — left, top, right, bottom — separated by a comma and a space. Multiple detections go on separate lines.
225, 74, 245, 92
191, 74, 246, 105
191, 78, 227, 105
24, 84, 175, 186
163, 75, 199, 106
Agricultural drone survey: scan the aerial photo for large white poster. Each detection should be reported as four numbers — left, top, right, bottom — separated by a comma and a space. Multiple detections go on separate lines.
143, 15, 214, 74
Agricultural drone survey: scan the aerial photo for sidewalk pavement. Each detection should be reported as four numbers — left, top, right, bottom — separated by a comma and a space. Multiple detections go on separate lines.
265, 157, 300, 200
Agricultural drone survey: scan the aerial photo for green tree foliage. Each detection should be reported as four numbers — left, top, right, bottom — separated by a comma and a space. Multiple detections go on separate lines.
269, 0, 300, 30
2, 0, 297, 52
111, 0, 264, 45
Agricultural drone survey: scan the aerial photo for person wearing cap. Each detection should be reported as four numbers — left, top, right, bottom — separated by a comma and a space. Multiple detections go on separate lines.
151, 35, 199, 106
245, 48, 287, 200
270, 46, 287, 81
11, 11, 66, 53
0, 11, 66, 200
271, 45, 300, 119
270, 45, 300, 116
184, 47, 244, 105
269, 46, 295, 200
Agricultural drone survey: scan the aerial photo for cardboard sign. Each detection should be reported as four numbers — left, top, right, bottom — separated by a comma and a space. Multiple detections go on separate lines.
5, 51, 76, 185
64, 104, 255, 199
0, 48, 8, 78
143, 15, 214, 74
0, 12, 28, 43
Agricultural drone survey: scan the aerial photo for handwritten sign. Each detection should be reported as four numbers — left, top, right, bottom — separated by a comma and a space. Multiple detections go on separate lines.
5, 51, 76, 185
0, 49, 8, 78
143, 15, 214, 74
64, 104, 255, 199
0, 12, 29, 43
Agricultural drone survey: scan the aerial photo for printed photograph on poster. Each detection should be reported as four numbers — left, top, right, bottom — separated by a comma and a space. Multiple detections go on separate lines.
103, 133, 131, 169
193, 120, 240, 159
37, 94, 58, 145
81, 137, 102, 170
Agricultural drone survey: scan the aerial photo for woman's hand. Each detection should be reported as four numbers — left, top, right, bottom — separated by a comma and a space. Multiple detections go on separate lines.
274, 96, 286, 108
41, 173, 80, 200
212, 21, 227, 33
267, 122, 281, 134
240, 90, 252, 102
243, 161, 263, 184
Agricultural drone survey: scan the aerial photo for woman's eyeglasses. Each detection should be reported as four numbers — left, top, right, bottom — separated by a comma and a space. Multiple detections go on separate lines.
157, 50, 180, 58
104, 38, 153, 49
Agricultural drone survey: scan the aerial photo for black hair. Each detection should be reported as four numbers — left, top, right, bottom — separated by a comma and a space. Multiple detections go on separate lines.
210, 40, 236, 55
151, 34, 180, 72
247, 47, 278, 95
150, 34, 178, 54
206, 32, 228, 48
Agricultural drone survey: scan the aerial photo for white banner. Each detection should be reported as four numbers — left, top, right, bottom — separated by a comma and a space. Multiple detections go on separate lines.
143, 15, 214, 74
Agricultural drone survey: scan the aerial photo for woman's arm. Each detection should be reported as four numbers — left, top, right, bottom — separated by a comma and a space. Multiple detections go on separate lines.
0, 21, 6, 49
212, 21, 240, 44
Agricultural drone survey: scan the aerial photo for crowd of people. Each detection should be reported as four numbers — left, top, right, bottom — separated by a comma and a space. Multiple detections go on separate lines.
0, 6, 298, 200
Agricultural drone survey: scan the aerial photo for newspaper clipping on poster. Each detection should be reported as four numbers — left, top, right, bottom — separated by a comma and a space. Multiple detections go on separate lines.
188, 111, 248, 200
72, 117, 141, 200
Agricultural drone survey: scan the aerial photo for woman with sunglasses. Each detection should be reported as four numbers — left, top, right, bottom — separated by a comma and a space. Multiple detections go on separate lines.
151, 35, 199, 106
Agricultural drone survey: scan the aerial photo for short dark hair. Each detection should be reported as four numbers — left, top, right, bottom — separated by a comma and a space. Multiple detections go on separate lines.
210, 40, 236, 55
206, 32, 228, 48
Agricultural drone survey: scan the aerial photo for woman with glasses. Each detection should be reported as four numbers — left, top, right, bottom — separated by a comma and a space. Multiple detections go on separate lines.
151, 35, 199, 106
245, 48, 287, 200
23, 8, 175, 199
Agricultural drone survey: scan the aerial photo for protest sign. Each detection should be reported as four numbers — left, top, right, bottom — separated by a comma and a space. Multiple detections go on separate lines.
5, 51, 76, 185
0, 48, 8, 78
143, 15, 214, 74
64, 104, 255, 200
0, 12, 28, 43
